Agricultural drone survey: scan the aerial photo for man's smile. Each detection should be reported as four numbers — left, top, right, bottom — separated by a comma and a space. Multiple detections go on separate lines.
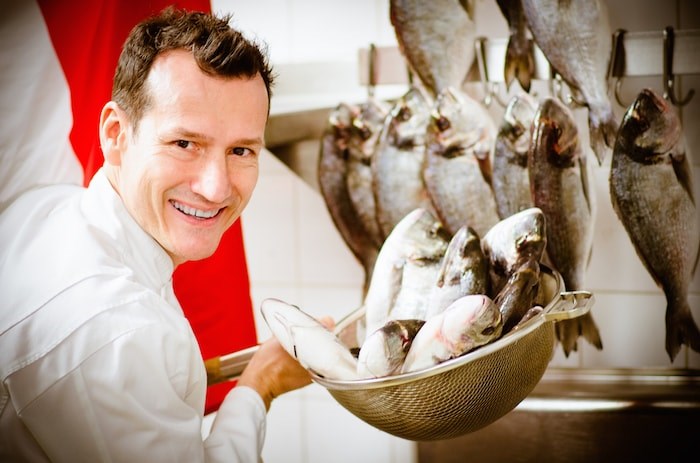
170, 200, 222, 219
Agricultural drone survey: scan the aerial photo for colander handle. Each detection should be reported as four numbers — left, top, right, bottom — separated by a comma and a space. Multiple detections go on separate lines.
543, 290, 595, 322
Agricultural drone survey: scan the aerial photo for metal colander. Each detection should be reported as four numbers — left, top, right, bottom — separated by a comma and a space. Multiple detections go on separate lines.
311, 265, 594, 441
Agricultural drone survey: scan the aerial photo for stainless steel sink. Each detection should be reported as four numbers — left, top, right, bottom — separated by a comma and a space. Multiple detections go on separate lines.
417, 368, 700, 463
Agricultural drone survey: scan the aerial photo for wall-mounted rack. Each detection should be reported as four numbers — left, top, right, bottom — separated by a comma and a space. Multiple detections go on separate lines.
358, 28, 699, 106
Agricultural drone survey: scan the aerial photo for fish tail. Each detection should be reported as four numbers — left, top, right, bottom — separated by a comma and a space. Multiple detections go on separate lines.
588, 113, 618, 165
555, 312, 603, 357
503, 38, 533, 92
665, 299, 700, 362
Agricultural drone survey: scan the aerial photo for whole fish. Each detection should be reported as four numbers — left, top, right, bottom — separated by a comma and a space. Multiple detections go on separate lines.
261, 298, 359, 380
357, 319, 425, 378
426, 225, 490, 319
521, 0, 617, 164
346, 97, 390, 249
373, 86, 437, 239
390, 0, 476, 97
363, 208, 450, 340
493, 92, 539, 219
423, 87, 500, 238
609, 88, 700, 361
529, 97, 602, 355
494, 257, 541, 333
481, 207, 546, 295
496, 0, 535, 92
401, 294, 503, 373
318, 103, 378, 295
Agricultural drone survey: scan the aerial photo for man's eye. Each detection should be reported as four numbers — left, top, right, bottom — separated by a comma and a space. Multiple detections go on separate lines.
231, 147, 252, 156
176, 140, 191, 149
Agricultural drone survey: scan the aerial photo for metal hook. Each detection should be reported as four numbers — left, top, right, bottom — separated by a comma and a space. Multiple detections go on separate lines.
475, 37, 508, 107
609, 29, 631, 107
663, 26, 694, 106
367, 43, 377, 99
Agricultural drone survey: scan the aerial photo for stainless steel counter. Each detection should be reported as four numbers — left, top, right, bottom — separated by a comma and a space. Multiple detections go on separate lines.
418, 367, 700, 463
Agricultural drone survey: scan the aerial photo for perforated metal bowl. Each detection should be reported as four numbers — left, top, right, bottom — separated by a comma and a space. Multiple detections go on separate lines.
311, 265, 594, 441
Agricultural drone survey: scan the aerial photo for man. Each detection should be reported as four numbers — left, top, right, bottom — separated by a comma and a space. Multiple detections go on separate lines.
0, 7, 312, 462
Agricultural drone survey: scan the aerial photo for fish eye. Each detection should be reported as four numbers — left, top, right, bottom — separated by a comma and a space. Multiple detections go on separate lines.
481, 326, 496, 336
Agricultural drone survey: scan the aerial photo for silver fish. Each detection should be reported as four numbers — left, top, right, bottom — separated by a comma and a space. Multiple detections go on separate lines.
318, 103, 378, 295
493, 92, 539, 220
521, 0, 618, 164
390, 0, 476, 97
423, 87, 500, 238
363, 208, 450, 340
346, 97, 390, 249
481, 207, 546, 295
609, 88, 700, 361
373, 86, 437, 239
494, 257, 541, 333
426, 225, 489, 319
496, 0, 535, 92
401, 294, 503, 373
261, 298, 359, 380
357, 319, 425, 378
529, 97, 602, 355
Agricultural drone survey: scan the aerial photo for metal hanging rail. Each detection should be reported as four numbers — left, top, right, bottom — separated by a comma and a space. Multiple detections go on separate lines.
358, 28, 700, 87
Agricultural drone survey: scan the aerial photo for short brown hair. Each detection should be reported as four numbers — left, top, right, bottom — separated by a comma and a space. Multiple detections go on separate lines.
112, 7, 274, 125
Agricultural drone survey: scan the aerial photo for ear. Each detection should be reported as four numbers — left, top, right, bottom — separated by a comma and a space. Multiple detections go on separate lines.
99, 101, 127, 166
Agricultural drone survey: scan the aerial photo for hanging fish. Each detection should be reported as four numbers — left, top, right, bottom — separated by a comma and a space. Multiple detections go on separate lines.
423, 87, 500, 238
493, 92, 539, 220
346, 97, 390, 250
521, 0, 618, 164
318, 103, 378, 295
390, 0, 476, 97
529, 97, 602, 355
609, 88, 700, 361
373, 86, 437, 240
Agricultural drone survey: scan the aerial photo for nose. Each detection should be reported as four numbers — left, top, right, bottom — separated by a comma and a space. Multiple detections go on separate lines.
191, 154, 232, 203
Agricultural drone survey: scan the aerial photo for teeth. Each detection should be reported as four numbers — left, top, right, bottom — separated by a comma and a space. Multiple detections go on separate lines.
172, 201, 219, 219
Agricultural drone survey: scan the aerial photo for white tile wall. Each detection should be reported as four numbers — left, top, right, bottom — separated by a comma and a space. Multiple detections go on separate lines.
211, 0, 700, 461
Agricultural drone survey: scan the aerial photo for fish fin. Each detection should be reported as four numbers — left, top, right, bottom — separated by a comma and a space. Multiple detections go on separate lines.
588, 114, 618, 165
665, 300, 700, 362
578, 154, 594, 215
555, 312, 603, 356
670, 144, 695, 206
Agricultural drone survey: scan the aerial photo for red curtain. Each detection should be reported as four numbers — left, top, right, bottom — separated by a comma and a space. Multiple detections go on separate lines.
38, 0, 257, 414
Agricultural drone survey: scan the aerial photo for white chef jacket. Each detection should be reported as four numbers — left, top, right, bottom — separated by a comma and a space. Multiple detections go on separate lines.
0, 169, 266, 462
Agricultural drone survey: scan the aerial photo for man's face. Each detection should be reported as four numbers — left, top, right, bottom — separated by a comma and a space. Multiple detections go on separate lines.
108, 50, 268, 266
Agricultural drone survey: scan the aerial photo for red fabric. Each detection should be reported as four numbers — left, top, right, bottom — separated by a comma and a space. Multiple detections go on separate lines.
38, 0, 257, 414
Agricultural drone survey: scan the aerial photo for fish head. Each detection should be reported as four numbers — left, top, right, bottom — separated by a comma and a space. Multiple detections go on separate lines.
401, 209, 451, 264
387, 87, 431, 148
443, 294, 503, 348
358, 319, 426, 377
482, 207, 546, 275
349, 98, 389, 158
619, 88, 681, 158
260, 298, 321, 356
428, 87, 495, 162
533, 98, 580, 166
328, 103, 358, 152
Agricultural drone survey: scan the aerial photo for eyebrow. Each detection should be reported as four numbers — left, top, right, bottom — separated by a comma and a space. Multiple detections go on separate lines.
170, 128, 264, 147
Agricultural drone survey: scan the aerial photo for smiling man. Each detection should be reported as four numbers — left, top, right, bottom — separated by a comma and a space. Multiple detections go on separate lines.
0, 8, 311, 462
